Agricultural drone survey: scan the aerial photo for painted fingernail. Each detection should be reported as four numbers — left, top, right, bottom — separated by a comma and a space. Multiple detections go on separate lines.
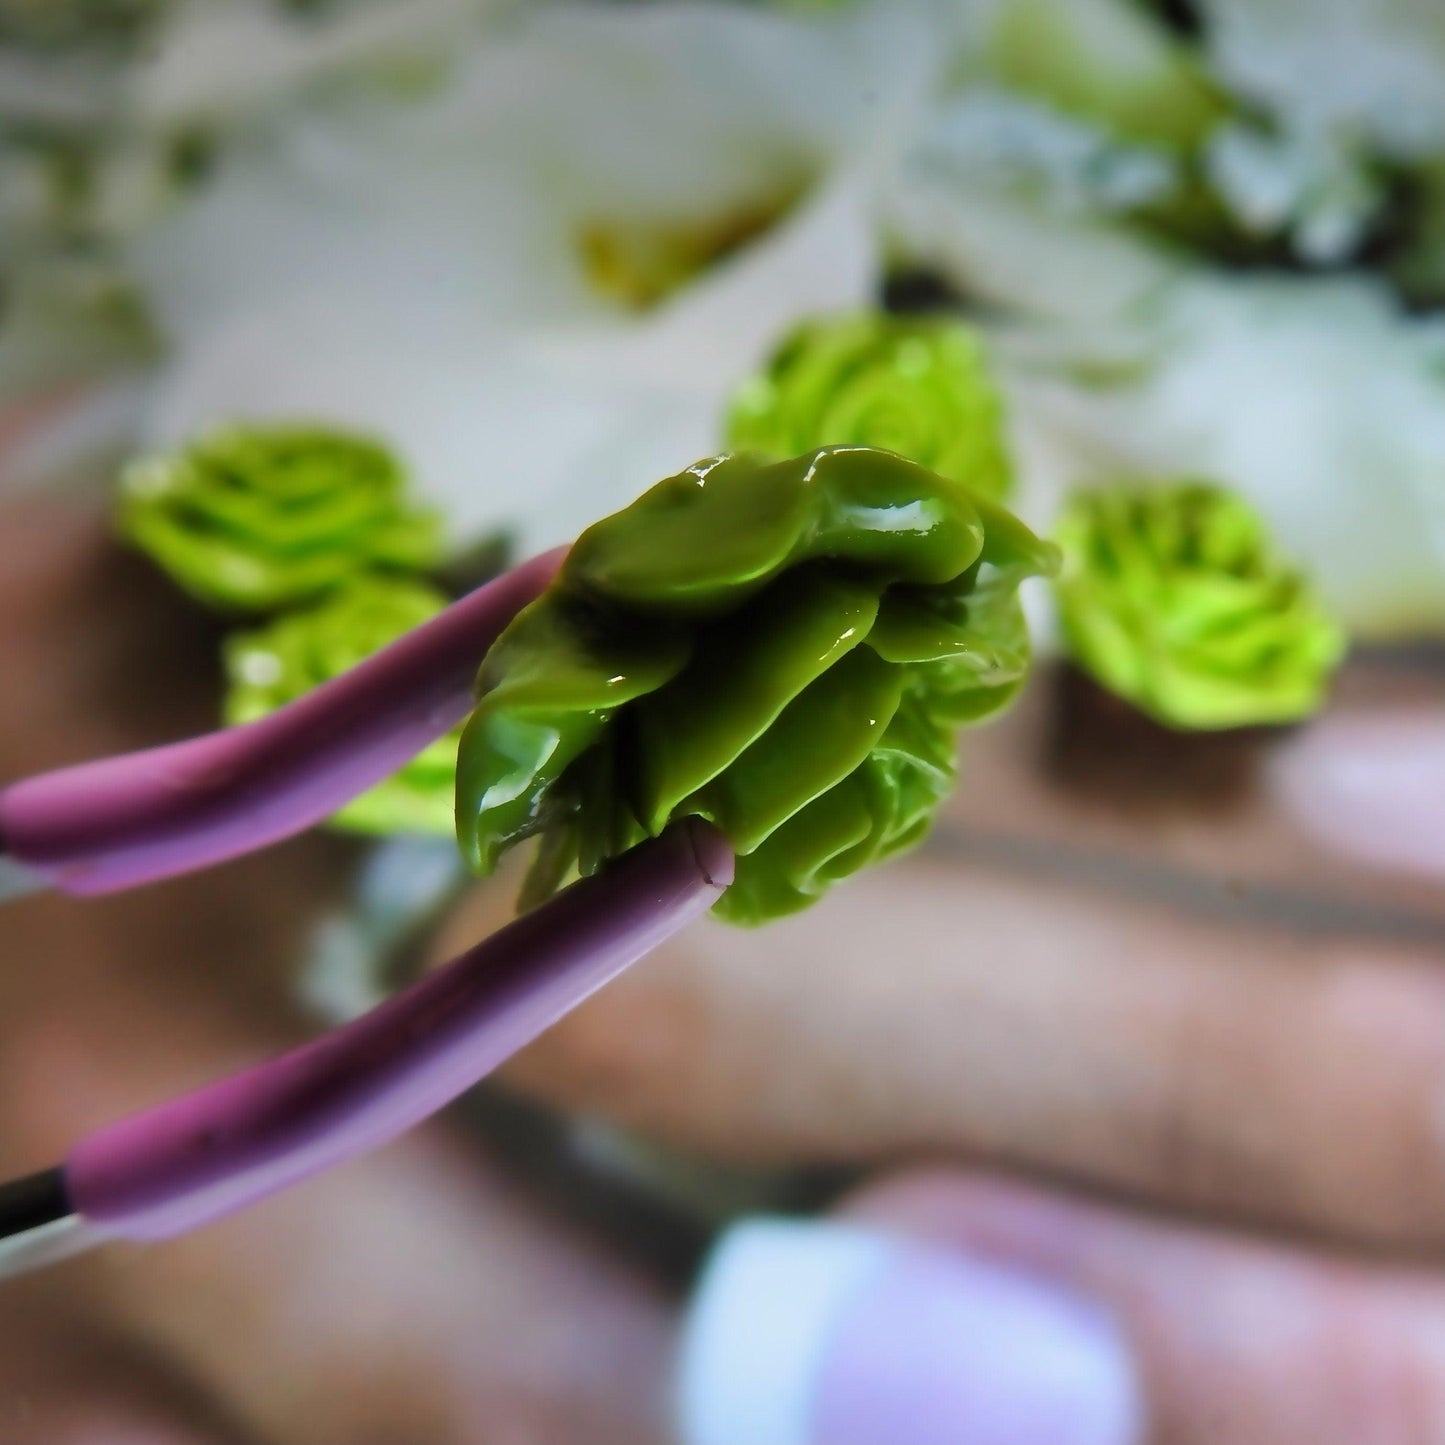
677, 1218, 1141, 1445
1270, 713, 1445, 879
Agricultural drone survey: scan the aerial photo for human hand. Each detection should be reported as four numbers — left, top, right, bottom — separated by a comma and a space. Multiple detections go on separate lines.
469, 636, 1445, 1444
8, 493, 1445, 1443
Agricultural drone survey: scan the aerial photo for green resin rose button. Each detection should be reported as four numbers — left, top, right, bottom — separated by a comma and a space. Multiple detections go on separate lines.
119, 425, 441, 612
1054, 481, 1346, 731
726, 312, 1015, 502
457, 447, 1057, 925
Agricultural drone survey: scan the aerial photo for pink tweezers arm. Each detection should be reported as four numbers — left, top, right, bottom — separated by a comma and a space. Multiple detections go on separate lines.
0, 549, 564, 895
67, 820, 732, 1241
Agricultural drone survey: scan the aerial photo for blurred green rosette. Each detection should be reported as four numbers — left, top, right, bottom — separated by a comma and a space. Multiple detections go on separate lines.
1054, 482, 1346, 731
726, 312, 1015, 502
457, 446, 1056, 924
119, 425, 442, 612
224, 576, 458, 835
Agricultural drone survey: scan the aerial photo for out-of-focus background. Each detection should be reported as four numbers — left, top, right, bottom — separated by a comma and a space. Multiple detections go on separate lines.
5, 3, 1445, 1443
5, 0, 1443, 607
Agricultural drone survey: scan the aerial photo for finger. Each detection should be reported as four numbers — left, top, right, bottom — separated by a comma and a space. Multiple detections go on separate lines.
678, 1166, 1445, 1445
78, 1135, 679, 1445
947, 657, 1445, 932
0, 1286, 251, 1445
499, 842, 1445, 1250
0, 869, 674, 1445
678, 1183, 1138, 1445
435, 654, 1445, 982
0, 499, 223, 778
834, 1168, 1445, 1445
1269, 704, 1445, 882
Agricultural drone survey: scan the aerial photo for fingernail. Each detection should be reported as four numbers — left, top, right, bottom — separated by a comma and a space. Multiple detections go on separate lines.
677, 1219, 1141, 1445
1270, 713, 1445, 879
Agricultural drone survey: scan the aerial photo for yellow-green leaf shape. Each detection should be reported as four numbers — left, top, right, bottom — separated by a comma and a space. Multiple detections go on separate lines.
726, 312, 1015, 503
119, 424, 442, 613
457, 447, 1057, 924
1054, 481, 1346, 731
224, 576, 459, 836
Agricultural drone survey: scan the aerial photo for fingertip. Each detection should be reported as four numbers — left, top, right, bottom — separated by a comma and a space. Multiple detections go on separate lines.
678, 1217, 1142, 1445
1270, 710, 1445, 879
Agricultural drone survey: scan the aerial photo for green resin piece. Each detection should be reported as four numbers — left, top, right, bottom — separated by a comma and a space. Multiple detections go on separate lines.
726, 312, 1015, 503
458, 447, 1057, 925
1054, 482, 1346, 731
119, 424, 441, 613
224, 576, 458, 835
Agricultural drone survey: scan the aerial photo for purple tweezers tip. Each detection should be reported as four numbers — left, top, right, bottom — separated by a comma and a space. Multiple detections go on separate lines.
686, 815, 736, 890
67, 819, 732, 1242
0, 549, 564, 895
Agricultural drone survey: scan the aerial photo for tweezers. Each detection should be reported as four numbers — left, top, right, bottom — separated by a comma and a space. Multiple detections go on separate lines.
0, 549, 733, 1277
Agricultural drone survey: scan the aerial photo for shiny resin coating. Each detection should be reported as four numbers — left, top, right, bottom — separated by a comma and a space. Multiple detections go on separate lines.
457, 447, 1057, 924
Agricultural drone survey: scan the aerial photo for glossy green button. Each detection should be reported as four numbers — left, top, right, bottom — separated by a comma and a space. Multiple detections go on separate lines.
458, 446, 1057, 924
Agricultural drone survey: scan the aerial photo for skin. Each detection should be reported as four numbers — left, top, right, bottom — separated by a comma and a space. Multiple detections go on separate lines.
6, 495, 1445, 1442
